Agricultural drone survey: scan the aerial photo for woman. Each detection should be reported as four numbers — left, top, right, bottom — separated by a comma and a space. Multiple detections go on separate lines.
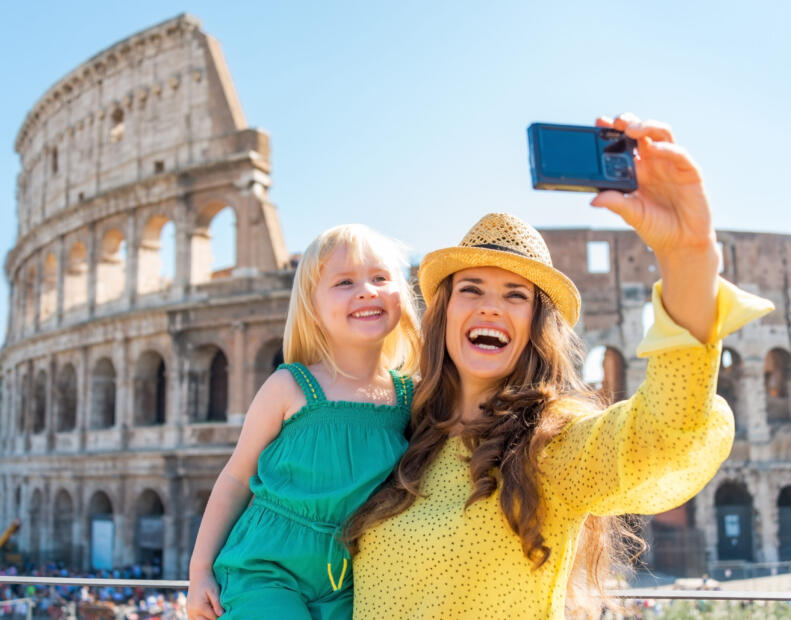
345, 114, 774, 619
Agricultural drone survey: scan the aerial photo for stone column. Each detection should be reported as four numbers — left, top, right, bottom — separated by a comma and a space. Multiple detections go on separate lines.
757, 475, 779, 563
33, 254, 42, 332
55, 235, 65, 326
173, 198, 192, 298
78, 346, 90, 451
46, 356, 56, 451
115, 336, 130, 447
87, 223, 97, 317
741, 360, 769, 442
228, 321, 247, 423
124, 211, 139, 308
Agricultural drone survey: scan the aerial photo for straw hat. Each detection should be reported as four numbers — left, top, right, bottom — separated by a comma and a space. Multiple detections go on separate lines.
418, 213, 581, 326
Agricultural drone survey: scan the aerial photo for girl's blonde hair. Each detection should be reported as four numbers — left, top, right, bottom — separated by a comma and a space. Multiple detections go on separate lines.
283, 224, 420, 376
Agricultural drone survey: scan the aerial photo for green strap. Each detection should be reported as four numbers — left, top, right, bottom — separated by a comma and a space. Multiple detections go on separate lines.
278, 362, 327, 403
389, 370, 414, 411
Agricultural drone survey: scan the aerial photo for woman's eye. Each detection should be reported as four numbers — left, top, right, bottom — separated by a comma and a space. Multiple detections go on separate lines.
507, 292, 528, 300
460, 286, 482, 295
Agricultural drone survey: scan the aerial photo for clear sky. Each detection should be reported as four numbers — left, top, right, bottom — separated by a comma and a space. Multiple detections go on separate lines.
1, 1, 789, 338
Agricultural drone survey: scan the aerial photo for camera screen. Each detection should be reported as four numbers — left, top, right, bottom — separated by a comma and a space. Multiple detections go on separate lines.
539, 128, 600, 178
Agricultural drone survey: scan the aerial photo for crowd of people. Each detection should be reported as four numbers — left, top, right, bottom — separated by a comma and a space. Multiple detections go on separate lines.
0, 564, 186, 620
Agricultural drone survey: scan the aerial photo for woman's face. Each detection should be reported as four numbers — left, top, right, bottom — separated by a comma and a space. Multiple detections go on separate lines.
445, 266, 536, 390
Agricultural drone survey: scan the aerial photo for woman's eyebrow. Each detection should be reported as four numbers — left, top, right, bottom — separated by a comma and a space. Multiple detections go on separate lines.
504, 282, 532, 290
457, 277, 483, 284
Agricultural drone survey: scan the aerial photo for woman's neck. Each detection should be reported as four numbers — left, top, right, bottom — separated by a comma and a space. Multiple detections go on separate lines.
455, 376, 497, 423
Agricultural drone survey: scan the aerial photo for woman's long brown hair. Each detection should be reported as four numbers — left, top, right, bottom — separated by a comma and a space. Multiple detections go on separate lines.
345, 276, 645, 614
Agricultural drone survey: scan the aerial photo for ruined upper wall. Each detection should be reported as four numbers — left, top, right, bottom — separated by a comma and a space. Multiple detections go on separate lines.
540, 228, 791, 333
13, 14, 257, 239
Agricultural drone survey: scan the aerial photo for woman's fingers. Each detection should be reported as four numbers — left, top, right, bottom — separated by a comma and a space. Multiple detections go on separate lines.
595, 116, 613, 128
626, 120, 674, 143
590, 190, 645, 230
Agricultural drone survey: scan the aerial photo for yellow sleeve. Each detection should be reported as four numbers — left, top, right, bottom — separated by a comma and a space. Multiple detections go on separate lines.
539, 277, 774, 518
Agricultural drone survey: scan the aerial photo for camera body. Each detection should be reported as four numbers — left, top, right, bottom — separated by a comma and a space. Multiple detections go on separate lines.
527, 123, 638, 192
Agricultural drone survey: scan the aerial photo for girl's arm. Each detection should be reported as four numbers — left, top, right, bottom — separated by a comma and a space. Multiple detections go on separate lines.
186, 369, 301, 618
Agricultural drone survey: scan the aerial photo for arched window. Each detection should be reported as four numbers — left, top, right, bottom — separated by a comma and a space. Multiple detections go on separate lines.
778, 486, 791, 561
96, 229, 126, 305
718, 348, 743, 433
53, 490, 74, 564
136, 490, 165, 572
87, 491, 114, 571
110, 108, 124, 143
90, 358, 116, 429
188, 345, 228, 422
138, 216, 175, 295
40, 253, 57, 322
64, 242, 88, 313
191, 204, 237, 285
715, 481, 753, 562
56, 364, 78, 432
133, 351, 167, 426
32, 370, 47, 434
583, 345, 626, 405
764, 349, 791, 422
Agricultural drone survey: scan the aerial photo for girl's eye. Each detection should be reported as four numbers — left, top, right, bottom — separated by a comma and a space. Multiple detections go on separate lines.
335, 279, 353, 287
373, 275, 389, 283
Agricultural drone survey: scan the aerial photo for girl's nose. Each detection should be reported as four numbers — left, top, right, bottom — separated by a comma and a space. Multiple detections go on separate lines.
357, 283, 378, 299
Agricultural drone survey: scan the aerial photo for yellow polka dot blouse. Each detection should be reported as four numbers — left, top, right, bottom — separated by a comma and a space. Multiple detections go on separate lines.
353, 278, 773, 619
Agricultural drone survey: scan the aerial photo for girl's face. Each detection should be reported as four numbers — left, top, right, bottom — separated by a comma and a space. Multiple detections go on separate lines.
313, 245, 402, 350
445, 266, 536, 390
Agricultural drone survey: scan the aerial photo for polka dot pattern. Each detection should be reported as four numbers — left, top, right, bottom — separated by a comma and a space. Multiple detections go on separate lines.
352, 280, 773, 620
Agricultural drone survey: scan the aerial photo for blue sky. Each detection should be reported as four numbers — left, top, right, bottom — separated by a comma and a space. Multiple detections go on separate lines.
1, 1, 789, 338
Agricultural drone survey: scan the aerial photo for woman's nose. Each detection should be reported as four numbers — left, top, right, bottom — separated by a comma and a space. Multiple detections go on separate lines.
477, 302, 502, 317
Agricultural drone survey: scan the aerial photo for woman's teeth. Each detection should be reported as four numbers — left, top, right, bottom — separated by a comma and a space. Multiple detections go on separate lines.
467, 328, 510, 345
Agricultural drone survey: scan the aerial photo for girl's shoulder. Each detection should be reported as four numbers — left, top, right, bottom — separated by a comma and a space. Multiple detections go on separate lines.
263, 366, 311, 420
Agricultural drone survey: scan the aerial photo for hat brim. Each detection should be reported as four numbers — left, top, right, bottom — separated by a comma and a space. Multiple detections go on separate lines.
418, 246, 581, 326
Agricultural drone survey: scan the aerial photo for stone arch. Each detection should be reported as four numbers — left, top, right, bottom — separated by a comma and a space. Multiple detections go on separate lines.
133, 350, 167, 426
96, 228, 126, 305
138, 215, 175, 295
29, 488, 43, 560
110, 107, 125, 143
190, 490, 211, 549
764, 348, 791, 422
254, 338, 284, 393
55, 363, 78, 432
583, 345, 626, 405
87, 490, 114, 571
40, 252, 57, 322
715, 481, 754, 561
135, 489, 165, 572
53, 489, 74, 564
718, 348, 744, 432
90, 358, 116, 429
64, 241, 88, 312
779, 486, 791, 561
191, 203, 237, 285
32, 369, 47, 434
188, 345, 228, 422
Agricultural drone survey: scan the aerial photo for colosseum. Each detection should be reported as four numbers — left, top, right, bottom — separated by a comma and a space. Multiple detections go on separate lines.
1, 14, 790, 582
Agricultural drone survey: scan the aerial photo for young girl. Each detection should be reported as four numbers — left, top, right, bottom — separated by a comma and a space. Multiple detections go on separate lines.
186, 224, 420, 620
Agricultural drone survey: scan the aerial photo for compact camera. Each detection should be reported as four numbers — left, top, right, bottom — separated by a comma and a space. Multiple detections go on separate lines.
527, 123, 638, 193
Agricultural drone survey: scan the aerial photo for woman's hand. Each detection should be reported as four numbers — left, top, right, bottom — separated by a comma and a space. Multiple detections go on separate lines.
186, 569, 224, 620
590, 113, 715, 257
591, 113, 719, 343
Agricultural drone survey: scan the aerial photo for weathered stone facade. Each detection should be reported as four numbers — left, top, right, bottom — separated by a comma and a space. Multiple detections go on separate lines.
541, 229, 791, 575
0, 15, 291, 578
1, 14, 789, 581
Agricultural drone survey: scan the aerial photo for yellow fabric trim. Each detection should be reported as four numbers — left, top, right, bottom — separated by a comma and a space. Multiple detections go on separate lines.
636, 276, 774, 358
327, 558, 348, 591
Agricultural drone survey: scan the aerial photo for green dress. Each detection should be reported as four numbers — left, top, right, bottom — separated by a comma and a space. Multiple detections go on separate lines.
213, 362, 413, 619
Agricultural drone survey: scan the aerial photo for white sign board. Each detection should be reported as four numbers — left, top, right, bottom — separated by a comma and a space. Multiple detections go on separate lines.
91, 519, 114, 570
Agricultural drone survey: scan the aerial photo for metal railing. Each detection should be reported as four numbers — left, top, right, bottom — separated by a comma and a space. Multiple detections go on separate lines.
0, 597, 33, 620
2, 576, 790, 602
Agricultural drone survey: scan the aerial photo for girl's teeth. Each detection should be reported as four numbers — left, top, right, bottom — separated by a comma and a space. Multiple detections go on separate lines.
354, 310, 382, 317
